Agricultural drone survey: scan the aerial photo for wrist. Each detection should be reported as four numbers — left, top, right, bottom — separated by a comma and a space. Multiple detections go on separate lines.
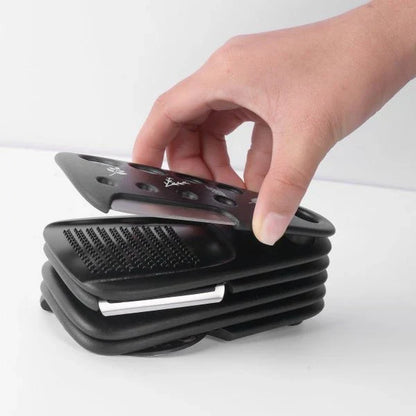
369, 0, 416, 81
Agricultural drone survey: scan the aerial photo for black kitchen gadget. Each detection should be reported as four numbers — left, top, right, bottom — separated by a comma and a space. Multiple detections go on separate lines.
40, 152, 335, 355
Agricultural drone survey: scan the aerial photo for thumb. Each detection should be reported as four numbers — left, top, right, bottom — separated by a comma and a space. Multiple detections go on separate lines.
252, 130, 328, 245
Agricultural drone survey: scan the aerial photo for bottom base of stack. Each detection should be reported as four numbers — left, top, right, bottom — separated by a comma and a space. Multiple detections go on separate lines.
41, 282, 324, 356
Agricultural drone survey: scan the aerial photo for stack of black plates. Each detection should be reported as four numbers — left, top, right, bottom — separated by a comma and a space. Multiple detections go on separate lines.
40, 153, 335, 355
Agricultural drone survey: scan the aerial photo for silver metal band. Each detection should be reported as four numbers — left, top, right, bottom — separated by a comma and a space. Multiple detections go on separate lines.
99, 284, 226, 316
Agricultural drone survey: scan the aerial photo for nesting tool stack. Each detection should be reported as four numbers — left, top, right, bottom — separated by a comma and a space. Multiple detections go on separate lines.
40, 153, 335, 355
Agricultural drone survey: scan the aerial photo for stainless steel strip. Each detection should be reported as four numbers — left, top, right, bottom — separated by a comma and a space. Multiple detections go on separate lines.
99, 284, 226, 316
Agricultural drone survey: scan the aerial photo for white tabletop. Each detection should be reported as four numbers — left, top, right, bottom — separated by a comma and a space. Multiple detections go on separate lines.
1, 147, 415, 415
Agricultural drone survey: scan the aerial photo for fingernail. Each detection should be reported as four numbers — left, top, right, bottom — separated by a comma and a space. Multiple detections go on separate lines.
257, 212, 289, 245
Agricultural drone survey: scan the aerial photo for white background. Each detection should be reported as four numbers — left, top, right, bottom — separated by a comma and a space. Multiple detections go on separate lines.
1, 1, 415, 415
0, 0, 415, 189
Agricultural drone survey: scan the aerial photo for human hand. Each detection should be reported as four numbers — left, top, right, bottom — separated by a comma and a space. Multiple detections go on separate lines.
133, 0, 416, 245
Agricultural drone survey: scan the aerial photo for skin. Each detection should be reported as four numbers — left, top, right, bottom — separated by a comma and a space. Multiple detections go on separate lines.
133, 0, 416, 245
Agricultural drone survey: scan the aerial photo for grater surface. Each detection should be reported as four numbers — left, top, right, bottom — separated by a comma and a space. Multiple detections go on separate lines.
44, 217, 236, 285
63, 224, 200, 275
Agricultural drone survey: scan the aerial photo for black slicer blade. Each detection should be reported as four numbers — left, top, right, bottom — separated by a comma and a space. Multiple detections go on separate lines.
55, 152, 335, 236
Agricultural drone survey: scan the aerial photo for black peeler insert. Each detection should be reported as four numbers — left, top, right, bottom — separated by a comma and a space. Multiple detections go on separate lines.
40, 152, 335, 355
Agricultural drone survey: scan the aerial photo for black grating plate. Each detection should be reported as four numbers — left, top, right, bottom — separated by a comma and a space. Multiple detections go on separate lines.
63, 224, 200, 275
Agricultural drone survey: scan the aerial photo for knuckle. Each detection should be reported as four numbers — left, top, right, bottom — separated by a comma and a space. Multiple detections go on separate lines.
268, 165, 309, 194
221, 37, 246, 60
153, 93, 179, 126
207, 36, 248, 72
310, 118, 338, 151
154, 93, 169, 111
299, 110, 341, 152
244, 169, 264, 185
225, 34, 249, 48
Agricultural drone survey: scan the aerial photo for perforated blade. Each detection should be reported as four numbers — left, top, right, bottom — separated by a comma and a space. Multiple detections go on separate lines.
111, 198, 236, 226
55, 152, 336, 236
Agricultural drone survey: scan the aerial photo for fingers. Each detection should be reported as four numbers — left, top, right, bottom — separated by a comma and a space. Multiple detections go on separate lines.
244, 122, 273, 192
132, 73, 212, 166
252, 128, 329, 245
166, 126, 213, 180
167, 109, 251, 187
200, 110, 248, 187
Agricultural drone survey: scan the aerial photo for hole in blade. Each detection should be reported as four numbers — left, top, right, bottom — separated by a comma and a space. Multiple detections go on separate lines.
174, 172, 206, 184
96, 176, 116, 186
136, 182, 159, 192
216, 183, 244, 194
295, 207, 319, 223
80, 154, 124, 167
214, 194, 237, 207
180, 190, 199, 200
128, 163, 165, 175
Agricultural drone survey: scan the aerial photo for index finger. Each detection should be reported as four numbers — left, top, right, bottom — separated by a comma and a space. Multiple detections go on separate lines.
132, 74, 212, 167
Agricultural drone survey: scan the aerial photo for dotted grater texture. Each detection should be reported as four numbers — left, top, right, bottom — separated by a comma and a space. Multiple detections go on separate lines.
63, 225, 200, 275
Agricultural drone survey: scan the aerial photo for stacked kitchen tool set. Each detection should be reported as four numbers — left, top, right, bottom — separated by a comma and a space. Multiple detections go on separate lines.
40, 153, 335, 355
